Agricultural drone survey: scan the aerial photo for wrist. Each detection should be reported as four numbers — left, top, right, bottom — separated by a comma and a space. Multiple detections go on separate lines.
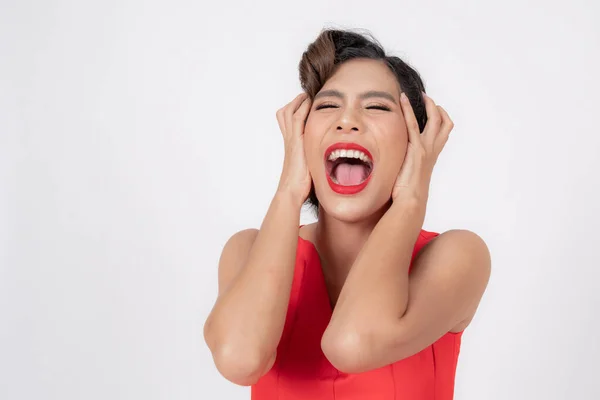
391, 194, 426, 212
389, 196, 427, 224
274, 187, 306, 210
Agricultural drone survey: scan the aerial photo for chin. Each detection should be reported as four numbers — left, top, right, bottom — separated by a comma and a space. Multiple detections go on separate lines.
315, 185, 391, 223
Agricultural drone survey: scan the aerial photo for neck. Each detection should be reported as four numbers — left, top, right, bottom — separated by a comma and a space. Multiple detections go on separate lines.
313, 200, 391, 277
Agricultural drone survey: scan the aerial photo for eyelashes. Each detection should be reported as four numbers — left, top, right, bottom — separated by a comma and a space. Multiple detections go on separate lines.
315, 103, 391, 112
367, 105, 391, 111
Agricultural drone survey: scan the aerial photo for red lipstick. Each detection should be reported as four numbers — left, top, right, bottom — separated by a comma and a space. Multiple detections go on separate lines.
324, 142, 374, 195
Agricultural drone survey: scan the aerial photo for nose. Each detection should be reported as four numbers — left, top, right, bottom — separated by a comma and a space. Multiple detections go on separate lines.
336, 109, 362, 134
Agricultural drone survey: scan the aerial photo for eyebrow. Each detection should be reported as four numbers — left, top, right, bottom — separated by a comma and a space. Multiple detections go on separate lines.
314, 89, 398, 103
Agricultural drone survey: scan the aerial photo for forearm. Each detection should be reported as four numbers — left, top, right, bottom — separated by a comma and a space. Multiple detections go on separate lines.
325, 199, 426, 339
205, 190, 302, 374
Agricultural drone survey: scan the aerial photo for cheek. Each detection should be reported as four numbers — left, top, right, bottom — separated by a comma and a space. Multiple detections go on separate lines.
377, 125, 408, 175
380, 121, 408, 152
390, 116, 409, 141
303, 117, 325, 159
303, 116, 317, 141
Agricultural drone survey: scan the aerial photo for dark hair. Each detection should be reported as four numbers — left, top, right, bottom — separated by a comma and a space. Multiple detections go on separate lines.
298, 28, 428, 216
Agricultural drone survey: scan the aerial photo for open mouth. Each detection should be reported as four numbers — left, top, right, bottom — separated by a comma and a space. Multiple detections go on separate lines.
326, 150, 373, 185
324, 144, 374, 193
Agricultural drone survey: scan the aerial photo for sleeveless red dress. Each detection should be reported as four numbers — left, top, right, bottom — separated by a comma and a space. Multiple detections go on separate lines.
251, 229, 463, 400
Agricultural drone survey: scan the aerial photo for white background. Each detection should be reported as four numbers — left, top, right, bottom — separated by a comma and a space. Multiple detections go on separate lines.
1, 0, 599, 399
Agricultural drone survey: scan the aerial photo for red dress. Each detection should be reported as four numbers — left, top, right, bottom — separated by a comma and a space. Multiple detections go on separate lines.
251, 229, 463, 400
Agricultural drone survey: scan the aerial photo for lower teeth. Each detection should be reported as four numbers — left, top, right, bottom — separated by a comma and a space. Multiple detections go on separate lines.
331, 176, 366, 185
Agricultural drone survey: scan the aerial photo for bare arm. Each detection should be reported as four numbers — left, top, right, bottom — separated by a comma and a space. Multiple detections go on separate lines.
203, 93, 312, 386
203, 190, 302, 385
321, 200, 491, 373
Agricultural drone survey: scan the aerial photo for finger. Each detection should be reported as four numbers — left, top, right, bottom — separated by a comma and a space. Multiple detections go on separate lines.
435, 105, 454, 151
400, 92, 421, 145
421, 92, 442, 144
277, 93, 306, 138
276, 108, 286, 138
292, 97, 312, 137
285, 93, 309, 138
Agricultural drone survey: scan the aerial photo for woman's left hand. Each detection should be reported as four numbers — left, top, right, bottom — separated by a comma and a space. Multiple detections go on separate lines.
391, 92, 454, 204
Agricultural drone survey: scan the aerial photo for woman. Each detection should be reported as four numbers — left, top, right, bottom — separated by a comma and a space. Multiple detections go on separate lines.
204, 28, 491, 399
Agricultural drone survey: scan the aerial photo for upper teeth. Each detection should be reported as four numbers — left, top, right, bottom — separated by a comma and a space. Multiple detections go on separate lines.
328, 149, 372, 163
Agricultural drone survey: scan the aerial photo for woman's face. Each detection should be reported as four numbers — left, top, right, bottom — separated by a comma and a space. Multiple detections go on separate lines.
304, 58, 409, 222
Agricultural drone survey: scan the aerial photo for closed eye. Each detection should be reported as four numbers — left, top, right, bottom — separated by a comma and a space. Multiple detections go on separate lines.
316, 104, 391, 111
315, 103, 339, 110
367, 105, 391, 111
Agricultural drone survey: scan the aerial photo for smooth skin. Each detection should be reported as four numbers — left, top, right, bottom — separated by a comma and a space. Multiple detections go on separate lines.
204, 59, 491, 384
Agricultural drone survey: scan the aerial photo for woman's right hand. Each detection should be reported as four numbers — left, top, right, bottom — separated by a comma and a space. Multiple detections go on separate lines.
275, 93, 313, 205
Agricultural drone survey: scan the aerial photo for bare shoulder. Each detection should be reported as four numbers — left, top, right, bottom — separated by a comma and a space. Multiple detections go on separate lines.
423, 229, 490, 267
217, 228, 259, 295
429, 229, 491, 279
222, 228, 259, 256
415, 229, 491, 332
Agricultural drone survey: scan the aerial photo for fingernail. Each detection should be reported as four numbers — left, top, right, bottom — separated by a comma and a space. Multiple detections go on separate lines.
400, 92, 408, 102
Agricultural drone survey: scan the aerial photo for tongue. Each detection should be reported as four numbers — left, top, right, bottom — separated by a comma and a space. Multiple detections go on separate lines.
334, 163, 367, 186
